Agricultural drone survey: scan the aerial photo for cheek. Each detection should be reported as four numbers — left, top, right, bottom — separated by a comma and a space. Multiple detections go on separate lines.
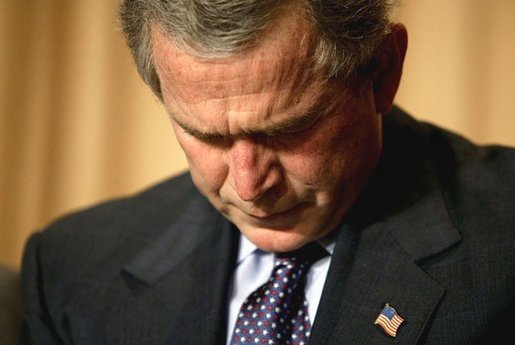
278, 144, 337, 190
280, 115, 378, 189
175, 132, 228, 194
279, 128, 347, 185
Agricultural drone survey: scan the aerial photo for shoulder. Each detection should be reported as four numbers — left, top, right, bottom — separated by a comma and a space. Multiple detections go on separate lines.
413, 109, 515, 228
384, 106, 515, 275
21, 172, 206, 284
388, 106, 515, 219
396, 110, 515, 254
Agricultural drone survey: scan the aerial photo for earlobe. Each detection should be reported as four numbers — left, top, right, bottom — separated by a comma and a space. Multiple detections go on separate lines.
371, 23, 408, 114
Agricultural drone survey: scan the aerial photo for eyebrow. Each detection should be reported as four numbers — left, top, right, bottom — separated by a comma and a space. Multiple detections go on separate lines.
171, 97, 331, 139
260, 106, 324, 136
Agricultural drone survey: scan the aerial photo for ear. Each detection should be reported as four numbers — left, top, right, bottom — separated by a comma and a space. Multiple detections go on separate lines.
370, 23, 408, 114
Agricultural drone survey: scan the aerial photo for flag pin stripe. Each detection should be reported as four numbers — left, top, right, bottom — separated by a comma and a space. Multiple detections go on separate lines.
374, 303, 405, 338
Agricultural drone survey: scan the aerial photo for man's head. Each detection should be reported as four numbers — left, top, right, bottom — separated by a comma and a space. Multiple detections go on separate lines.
119, 0, 407, 252
120, 0, 399, 98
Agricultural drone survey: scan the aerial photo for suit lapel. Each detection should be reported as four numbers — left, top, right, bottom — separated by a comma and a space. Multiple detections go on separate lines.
310, 109, 461, 344
111, 196, 239, 345
310, 191, 458, 344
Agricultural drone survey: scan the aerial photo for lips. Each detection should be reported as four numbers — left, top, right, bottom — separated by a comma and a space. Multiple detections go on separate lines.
245, 202, 307, 220
247, 209, 288, 219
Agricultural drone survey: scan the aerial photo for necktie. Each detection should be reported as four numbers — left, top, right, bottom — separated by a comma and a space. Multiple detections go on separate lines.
230, 242, 328, 345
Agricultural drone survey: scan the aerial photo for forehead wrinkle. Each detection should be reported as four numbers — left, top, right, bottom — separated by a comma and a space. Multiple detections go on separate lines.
166, 52, 314, 106
169, 84, 330, 137
223, 85, 335, 137
169, 70, 317, 120
167, 64, 332, 137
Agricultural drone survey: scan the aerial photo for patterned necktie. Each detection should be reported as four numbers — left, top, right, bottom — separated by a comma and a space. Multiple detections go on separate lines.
230, 242, 328, 345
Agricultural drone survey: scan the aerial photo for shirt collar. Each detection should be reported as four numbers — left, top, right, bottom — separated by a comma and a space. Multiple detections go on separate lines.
236, 234, 260, 265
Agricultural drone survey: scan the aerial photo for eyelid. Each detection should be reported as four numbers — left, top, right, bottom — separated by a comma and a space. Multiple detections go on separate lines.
175, 107, 324, 140
183, 115, 320, 141
185, 128, 226, 141
277, 119, 314, 135
174, 119, 223, 140
263, 111, 322, 137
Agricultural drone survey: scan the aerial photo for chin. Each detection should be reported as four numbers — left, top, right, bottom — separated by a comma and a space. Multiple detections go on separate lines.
239, 225, 312, 253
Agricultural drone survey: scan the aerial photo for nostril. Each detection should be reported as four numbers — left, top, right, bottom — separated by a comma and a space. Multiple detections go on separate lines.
231, 164, 283, 202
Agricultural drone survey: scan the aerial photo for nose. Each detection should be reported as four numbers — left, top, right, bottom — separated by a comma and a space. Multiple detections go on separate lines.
228, 138, 281, 202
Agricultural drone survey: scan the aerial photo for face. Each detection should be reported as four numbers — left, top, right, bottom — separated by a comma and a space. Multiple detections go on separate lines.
151, 12, 383, 252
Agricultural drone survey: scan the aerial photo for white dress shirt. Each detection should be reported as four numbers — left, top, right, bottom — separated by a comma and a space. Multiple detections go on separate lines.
226, 235, 335, 344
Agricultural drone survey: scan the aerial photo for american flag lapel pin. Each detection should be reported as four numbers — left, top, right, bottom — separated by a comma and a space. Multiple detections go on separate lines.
374, 303, 405, 338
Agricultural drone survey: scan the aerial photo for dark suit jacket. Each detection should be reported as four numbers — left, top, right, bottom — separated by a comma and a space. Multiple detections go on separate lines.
21, 106, 515, 344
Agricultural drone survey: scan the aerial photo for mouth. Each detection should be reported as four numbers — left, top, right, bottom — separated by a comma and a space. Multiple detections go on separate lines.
246, 202, 309, 221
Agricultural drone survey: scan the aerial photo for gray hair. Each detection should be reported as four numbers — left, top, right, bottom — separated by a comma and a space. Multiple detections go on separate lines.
119, 0, 398, 98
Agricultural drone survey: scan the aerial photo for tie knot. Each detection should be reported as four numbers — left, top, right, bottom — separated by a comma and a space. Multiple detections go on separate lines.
275, 241, 329, 268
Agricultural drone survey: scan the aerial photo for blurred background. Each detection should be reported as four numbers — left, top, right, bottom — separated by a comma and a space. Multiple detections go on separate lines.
1, 0, 514, 270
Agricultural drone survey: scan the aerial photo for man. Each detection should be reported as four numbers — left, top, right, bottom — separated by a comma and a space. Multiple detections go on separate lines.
21, 0, 515, 344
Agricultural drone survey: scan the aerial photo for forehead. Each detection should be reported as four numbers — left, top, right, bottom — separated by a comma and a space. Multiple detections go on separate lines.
151, 10, 332, 134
